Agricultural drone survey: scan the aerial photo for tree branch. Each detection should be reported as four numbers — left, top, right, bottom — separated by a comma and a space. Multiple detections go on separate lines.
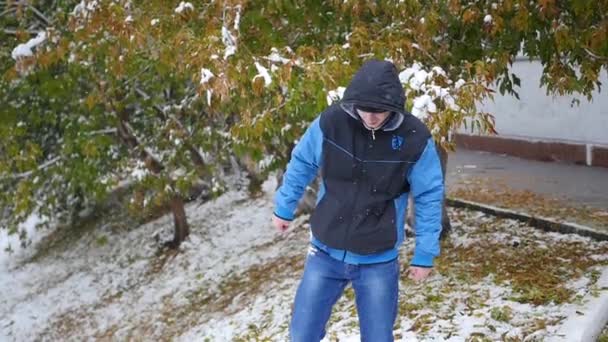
1, 156, 62, 180
86, 128, 117, 136
133, 86, 208, 171
109, 98, 164, 174
27, 4, 50, 26
3, 28, 39, 35
584, 48, 608, 61
0, 6, 16, 19
116, 119, 164, 174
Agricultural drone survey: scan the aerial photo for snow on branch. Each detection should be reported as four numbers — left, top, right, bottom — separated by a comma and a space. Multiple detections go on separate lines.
326, 87, 346, 105
253, 62, 272, 87
174, 2, 194, 14
72, 0, 99, 18
11, 31, 47, 60
399, 62, 460, 121
86, 128, 118, 136
222, 26, 237, 60
221, 5, 241, 60
1, 156, 62, 181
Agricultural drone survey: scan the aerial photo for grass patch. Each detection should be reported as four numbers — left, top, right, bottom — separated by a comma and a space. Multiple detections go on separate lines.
408, 313, 434, 333
599, 324, 608, 342
466, 333, 493, 342
490, 305, 512, 322
95, 235, 109, 246
28, 203, 140, 264
161, 253, 305, 339
398, 301, 424, 319
233, 323, 275, 342
434, 210, 608, 305
449, 179, 608, 229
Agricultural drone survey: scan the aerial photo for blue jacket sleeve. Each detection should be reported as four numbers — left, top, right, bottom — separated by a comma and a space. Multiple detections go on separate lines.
274, 117, 323, 220
407, 138, 445, 267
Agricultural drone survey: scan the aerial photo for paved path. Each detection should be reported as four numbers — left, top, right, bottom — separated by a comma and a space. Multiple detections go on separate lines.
446, 148, 608, 231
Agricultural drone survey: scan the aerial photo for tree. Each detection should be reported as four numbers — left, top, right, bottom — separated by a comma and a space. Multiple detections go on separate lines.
2, 0, 231, 248
1, 0, 606, 249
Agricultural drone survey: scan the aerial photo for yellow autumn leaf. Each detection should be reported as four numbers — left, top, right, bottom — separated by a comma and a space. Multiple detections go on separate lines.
462, 8, 478, 24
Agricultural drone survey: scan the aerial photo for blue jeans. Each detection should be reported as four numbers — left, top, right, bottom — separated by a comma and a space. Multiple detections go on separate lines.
290, 244, 399, 342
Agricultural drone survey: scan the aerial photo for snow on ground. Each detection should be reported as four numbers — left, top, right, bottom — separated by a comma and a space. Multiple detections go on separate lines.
1, 178, 607, 341
0, 178, 306, 341
189, 207, 608, 341
0, 212, 52, 272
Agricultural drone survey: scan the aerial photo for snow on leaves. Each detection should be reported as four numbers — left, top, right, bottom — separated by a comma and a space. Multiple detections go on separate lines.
399, 62, 460, 121
174, 2, 194, 14
11, 31, 47, 60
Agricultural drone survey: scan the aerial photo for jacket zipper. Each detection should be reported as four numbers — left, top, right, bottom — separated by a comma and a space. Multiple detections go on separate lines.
342, 129, 371, 262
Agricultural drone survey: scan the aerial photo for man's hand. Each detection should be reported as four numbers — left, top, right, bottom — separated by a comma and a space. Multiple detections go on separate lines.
272, 215, 291, 233
407, 266, 432, 282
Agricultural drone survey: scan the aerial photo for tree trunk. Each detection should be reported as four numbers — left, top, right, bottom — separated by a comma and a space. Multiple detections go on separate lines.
113, 106, 190, 249
165, 195, 190, 249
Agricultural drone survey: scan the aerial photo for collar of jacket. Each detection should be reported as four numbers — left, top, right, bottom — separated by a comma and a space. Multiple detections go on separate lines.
339, 102, 404, 132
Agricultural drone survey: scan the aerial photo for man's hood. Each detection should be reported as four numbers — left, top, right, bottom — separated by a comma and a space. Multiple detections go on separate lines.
340, 59, 407, 131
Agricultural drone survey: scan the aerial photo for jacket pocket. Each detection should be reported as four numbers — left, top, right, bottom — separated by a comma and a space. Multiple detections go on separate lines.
348, 201, 397, 254
310, 192, 344, 247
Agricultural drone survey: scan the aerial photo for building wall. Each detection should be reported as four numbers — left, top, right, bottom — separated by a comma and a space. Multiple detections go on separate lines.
475, 59, 608, 145
456, 58, 608, 167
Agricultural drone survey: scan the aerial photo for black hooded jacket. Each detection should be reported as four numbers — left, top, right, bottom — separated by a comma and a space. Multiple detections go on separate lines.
308, 60, 432, 254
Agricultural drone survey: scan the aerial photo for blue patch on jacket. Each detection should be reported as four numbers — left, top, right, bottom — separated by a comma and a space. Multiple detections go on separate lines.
392, 135, 404, 150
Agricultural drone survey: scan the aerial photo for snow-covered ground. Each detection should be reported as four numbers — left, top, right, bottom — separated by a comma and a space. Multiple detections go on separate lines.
0, 212, 51, 272
1, 179, 607, 341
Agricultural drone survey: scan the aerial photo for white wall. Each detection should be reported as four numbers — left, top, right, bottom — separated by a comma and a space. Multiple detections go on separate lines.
472, 59, 608, 145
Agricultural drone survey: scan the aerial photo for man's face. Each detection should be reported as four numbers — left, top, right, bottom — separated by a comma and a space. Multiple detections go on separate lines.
356, 109, 391, 129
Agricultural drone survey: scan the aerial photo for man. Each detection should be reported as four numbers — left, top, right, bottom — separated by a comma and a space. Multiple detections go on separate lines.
272, 59, 444, 341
